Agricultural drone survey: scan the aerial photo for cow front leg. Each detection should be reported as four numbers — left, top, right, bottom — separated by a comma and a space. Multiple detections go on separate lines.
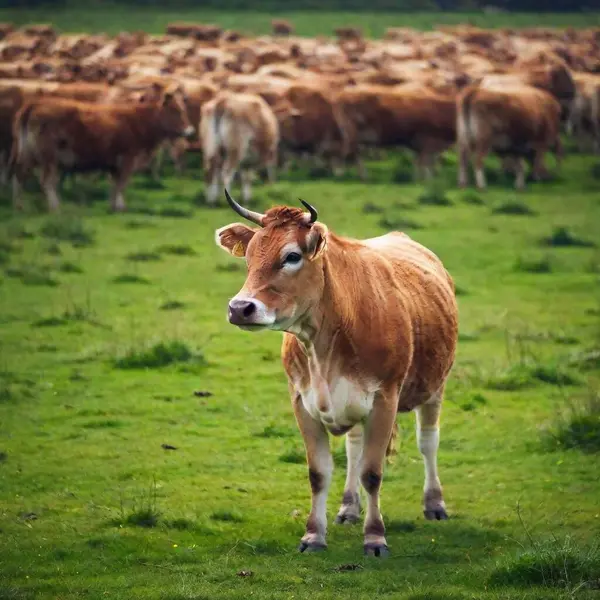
416, 399, 448, 521
335, 424, 363, 525
361, 389, 397, 557
292, 394, 332, 552
111, 159, 134, 212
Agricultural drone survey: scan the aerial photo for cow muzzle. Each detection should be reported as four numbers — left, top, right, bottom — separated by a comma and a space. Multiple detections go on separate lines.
182, 125, 195, 139
228, 297, 275, 330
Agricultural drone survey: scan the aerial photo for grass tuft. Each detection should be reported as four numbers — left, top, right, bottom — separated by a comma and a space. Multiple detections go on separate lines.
40, 216, 95, 247
514, 255, 553, 274
156, 244, 196, 256
114, 341, 205, 370
5, 265, 58, 287
255, 424, 296, 438
58, 261, 84, 274
160, 300, 186, 311
126, 251, 162, 262
378, 216, 423, 231
542, 226, 595, 248
486, 362, 579, 391
112, 274, 151, 284
362, 201, 384, 214
216, 263, 243, 273
279, 447, 305, 464
489, 536, 600, 589
492, 200, 537, 216
418, 184, 452, 206
542, 390, 600, 453
460, 190, 485, 205
210, 509, 244, 523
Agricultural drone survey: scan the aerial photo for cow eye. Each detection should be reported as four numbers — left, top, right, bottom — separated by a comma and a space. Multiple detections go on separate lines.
283, 252, 302, 265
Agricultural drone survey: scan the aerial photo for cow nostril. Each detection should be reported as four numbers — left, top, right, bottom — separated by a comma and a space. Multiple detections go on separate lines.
242, 302, 256, 318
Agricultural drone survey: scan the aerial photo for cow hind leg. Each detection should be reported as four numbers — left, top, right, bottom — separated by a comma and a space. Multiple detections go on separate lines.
40, 166, 61, 212
240, 169, 253, 203
361, 388, 398, 557
110, 161, 134, 212
293, 395, 333, 552
416, 397, 447, 521
335, 424, 363, 525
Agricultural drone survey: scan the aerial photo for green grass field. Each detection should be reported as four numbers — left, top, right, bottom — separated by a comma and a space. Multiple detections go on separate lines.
0, 7, 598, 36
1, 146, 599, 599
1, 8, 600, 598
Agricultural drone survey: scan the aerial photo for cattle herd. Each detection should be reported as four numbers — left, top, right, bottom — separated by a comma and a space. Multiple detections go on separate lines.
0, 20, 599, 211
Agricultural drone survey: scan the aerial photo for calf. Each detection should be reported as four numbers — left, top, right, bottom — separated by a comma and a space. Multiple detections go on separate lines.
10, 85, 193, 211
457, 84, 562, 190
215, 190, 458, 555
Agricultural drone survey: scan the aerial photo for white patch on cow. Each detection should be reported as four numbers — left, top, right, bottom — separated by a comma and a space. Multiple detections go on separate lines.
300, 376, 378, 433
417, 427, 441, 493
230, 293, 276, 326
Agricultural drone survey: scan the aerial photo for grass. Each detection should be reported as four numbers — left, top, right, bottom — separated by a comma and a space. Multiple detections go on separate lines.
492, 200, 537, 216
490, 535, 600, 590
542, 226, 596, 248
0, 9, 599, 600
114, 340, 205, 369
542, 390, 600, 453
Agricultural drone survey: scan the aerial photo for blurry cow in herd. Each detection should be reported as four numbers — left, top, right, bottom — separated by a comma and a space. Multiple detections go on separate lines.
215, 190, 458, 555
457, 83, 563, 190
200, 91, 295, 205
337, 85, 457, 180
10, 84, 194, 211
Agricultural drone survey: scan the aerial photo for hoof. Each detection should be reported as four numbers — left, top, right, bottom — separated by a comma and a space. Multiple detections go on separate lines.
298, 541, 327, 553
334, 513, 361, 525
424, 508, 448, 521
363, 543, 389, 558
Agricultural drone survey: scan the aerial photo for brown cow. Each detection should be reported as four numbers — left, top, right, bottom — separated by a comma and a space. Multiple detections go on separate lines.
272, 19, 294, 37
215, 190, 458, 555
10, 85, 194, 211
200, 92, 283, 205
457, 84, 562, 190
337, 85, 457, 180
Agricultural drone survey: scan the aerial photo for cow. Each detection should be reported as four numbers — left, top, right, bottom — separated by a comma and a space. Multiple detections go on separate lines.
336, 85, 457, 180
457, 84, 563, 190
569, 74, 600, 153
200, 92, 283, 205
10, 84, 194, 211
272, 19, 294, 37
214, 189, 458, 555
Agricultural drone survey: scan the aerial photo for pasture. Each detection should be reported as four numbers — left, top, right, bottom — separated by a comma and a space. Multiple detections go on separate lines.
0, 7, 600, 600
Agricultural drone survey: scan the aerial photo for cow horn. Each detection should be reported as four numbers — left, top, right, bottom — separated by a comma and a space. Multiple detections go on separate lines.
224, 188, 264, 226
300, 199, 318, 223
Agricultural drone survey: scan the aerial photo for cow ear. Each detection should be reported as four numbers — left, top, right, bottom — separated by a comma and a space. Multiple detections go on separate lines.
215, 223, 257, 258
305, 223, 328, 261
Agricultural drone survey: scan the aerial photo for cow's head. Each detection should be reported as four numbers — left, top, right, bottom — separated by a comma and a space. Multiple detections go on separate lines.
146, 83, 195, 140
215, 190, 328, 332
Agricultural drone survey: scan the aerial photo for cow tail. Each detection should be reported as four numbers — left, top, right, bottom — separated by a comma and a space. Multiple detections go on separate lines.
458, 87, 477, 150
385, 421, 399, 462
8, 102, 35, 178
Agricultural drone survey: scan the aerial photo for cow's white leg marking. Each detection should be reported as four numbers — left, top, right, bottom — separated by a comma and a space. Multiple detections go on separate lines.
416, 399, 447, 521
335, 424, 363, 525
41, 166, 61, 212
361, 387, 397, 557
293, 394, 332, 552
514, 158, 526, 190
240, 169, 253, 202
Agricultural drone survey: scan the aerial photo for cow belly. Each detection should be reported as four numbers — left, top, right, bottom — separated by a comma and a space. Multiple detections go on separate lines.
301, 377, 376, 435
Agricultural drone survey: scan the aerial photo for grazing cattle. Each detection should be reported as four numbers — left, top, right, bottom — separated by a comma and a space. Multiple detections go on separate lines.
215, 190, 458, 555
272, 19, 294, 37
337, 85, 457, 180
10, 85, 194, 211
200, 92, 282, 205
457, 84, 562, 190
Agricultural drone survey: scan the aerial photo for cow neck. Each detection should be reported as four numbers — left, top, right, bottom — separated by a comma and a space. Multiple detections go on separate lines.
129, 103, 168, 145
292, 234, 362, 387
